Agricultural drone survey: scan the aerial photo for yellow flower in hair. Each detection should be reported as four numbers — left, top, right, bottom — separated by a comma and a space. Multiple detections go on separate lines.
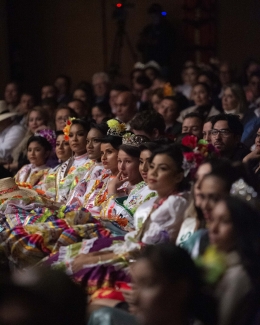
107, 119, 119, 129
107, 119, 126, 136
63, 117, 76, 141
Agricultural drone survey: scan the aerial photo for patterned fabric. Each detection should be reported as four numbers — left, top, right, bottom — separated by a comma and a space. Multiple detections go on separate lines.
14, 164, 49, 187
45, 193, 188, 296
66, 163, 104, 207
101, 182, 157, 228
0, 211, 112, 268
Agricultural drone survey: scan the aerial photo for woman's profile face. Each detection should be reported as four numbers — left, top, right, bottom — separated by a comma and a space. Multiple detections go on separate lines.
198, 176, 228, 222
194, 163, 212, 207
68, 123, 87, 156
209, 201, 235, 252
100, 143, 118, 174
147, 153, 182, 196
55, 134, 72, 162
139, 150, 152, 182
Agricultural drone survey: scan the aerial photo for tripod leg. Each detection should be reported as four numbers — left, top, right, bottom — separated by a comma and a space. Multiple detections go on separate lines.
124, 31, 138, 62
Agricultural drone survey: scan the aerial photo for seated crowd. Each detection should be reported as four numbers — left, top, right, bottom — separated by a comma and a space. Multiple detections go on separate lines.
0, 60, 260, 325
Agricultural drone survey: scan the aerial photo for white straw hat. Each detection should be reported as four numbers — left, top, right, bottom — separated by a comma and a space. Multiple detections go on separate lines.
0, 178, 37, 202
0, 112, 17, 122
0, 101, 8, 114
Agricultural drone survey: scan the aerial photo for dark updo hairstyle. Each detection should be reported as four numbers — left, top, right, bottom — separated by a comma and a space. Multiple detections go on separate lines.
89, 121, 109, 137
71, 118, 90, 133
139, 142, 160, 153
139, 244, 216, 324
55, 130, 64, 137
149, 143, 184, 173
92, 102, 112, 117
149, 143, 190, 191
119, 144, 141, 159
27, 136, 52, 153
99, 136, 122, 150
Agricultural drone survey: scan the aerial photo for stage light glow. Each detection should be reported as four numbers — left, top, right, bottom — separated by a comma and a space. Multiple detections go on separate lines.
116, 3, 122, 8
161, 11, 167, 16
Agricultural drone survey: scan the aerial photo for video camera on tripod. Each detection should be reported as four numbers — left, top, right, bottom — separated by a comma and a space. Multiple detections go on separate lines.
112, 1, 135, 21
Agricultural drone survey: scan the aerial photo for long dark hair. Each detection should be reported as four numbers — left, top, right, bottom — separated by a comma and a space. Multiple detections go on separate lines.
139, 244, 217, 324
99, 136, 122, 150
223, 196, 260, 285
149, 144, 189, 191
27, 136, 52, 152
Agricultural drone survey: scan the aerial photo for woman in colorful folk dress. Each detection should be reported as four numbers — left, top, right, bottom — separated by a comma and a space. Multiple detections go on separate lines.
101, 142, 159, 228
49, 144, 189, 297
50, 117, 94, 203
66, 122, 109, 207
14, 129, 55, 187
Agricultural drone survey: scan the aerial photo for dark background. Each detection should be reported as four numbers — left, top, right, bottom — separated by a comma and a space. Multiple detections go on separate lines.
1, 0, 260, 95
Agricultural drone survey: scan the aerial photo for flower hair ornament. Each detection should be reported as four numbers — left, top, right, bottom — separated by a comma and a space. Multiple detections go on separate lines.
163, 83, 175, 97
230, 179, 258, 202
63, 117, 76, 141
34, 129, 56, 150
107, 119, 126, 137
122, 132, 149, 147
181, 135, 219, 178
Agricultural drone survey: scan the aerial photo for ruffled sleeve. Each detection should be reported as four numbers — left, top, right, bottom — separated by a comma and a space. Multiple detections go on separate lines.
141, 194, 188, 245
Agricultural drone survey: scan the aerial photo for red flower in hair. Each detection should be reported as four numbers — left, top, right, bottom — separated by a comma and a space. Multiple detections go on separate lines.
182, 135, 198, 149
183, 152, 195, 162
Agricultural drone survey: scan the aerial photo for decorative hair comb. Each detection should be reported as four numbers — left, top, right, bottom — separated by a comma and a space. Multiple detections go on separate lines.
230, 179, 258, 202
122, 133, 149, 147
107, 119, 126, 137
34, 129, 56, 149
63, 117, 76, 141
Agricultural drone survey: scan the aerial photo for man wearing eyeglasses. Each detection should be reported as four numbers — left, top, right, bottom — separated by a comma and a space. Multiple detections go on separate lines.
210, 114, 250, 161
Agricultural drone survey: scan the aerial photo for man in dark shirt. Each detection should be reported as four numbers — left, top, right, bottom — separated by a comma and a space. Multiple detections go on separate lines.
211, 114, 250, 162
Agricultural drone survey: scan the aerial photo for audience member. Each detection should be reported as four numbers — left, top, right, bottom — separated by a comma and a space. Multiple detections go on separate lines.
211, 114, 250, 161
54, 106, 78, 131
68, 99, 88, 118
109, 84, 130, 115
222, 83, 247, 117
54, 74, 72, 103
91, 102, 112, 124
0, 111, 25, 163
150, 87, 164, 111
178, 82, 220, 122
182, 112, 203, 138
158, 96, 182, 136
4, 81, 20, 112
41, 84, 57, 100
115, 91, 137, 127
92, 72, 110, 104
202, 116, 214, 143
130, 109, 165, 139
16, 92, 35, 128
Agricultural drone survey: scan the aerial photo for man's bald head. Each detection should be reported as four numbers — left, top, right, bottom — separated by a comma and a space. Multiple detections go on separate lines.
115, 91, 137, 123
